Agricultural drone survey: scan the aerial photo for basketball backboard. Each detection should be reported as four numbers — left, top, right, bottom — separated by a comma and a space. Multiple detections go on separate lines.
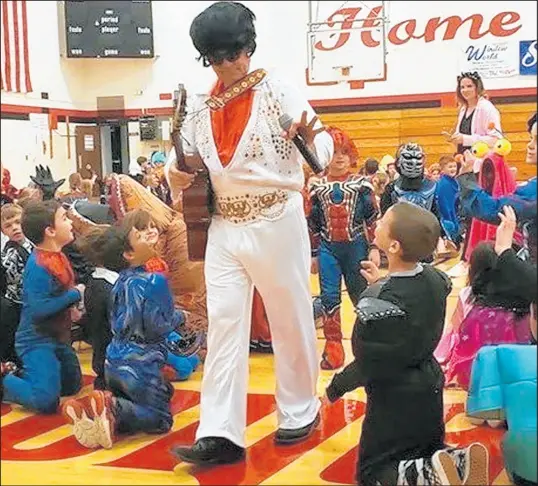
307, 1, 388, 85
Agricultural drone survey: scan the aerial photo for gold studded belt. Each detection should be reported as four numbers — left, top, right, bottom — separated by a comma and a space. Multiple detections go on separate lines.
215, 190, 289, 224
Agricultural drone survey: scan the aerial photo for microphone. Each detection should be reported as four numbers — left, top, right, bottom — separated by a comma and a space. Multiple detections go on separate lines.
279, 113, 324, 174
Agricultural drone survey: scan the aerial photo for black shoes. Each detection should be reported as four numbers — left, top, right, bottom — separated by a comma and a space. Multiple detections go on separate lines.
249, 340, 274, 354
171, 414, 321, 466
274, 412, 320, 445
171, 437, 245, 466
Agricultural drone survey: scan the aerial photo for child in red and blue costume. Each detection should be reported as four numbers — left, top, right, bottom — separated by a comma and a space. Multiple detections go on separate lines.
308, 127, 379, 370
1, 200, 84, 413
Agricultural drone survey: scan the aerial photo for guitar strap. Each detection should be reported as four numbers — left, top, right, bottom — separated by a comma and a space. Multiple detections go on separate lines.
205, 69, 267, 111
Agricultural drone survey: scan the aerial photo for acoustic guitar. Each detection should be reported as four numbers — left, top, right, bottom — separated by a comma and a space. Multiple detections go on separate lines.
171, 84, 213, 261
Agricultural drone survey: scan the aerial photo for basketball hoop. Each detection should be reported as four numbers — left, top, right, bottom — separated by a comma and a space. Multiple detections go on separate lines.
307, 1, 388, 85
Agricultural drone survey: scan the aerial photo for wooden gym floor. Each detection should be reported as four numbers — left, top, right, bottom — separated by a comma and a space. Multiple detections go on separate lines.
1, 257, 512, 485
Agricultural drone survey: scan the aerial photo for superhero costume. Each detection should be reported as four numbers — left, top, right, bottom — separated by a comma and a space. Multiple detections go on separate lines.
103, 267, 180, 435
309, 173, 378, 369
380, 143, 441, 216
2, 249, 83, 413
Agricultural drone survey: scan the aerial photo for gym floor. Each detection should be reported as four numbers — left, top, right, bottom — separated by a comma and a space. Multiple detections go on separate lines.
1, 258, 512, 485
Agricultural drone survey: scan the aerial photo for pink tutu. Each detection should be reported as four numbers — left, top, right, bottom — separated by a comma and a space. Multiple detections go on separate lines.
435, 288, 531, 390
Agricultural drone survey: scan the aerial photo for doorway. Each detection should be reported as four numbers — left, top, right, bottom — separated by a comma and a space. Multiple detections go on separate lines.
75, 125, 102, 179
99, 121, 130, 175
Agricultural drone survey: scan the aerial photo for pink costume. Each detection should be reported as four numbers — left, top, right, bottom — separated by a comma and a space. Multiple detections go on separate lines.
435, 287, 531, 389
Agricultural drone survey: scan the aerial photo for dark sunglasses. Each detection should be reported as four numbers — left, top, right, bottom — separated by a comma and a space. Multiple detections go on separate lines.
201, 48, 252, 67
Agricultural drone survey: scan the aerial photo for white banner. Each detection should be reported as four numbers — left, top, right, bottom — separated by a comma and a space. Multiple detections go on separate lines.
28, 113, 49, 161
460, 41, 519, 79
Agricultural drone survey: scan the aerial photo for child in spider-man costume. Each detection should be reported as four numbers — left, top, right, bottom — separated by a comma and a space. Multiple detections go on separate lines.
308, 127, 379, 370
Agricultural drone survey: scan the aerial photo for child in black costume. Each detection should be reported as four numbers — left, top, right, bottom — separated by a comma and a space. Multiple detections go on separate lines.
325, 202, 489, 486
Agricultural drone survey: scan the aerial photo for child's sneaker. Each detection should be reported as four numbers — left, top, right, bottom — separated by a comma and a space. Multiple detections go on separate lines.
462, 443, 489, 485
1, 361, 20, 377
88, 390, 117, 450
445, 443, 489, 485
61, 398, 101, 449
430, 450, 463, 485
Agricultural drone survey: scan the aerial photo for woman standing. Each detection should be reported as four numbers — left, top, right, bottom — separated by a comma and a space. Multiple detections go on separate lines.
450, 71, 501, 155
447, 72, 502, 277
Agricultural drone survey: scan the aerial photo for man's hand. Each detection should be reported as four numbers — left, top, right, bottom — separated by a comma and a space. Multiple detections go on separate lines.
311, 257, 319, 275
281, 110, 325, 146
360, 260, 381, 285
368, 248, 381, 267
321, 392, 334, 408
168, 163, 195, 191
70, 305, 84, 323
495, 205, 517, 256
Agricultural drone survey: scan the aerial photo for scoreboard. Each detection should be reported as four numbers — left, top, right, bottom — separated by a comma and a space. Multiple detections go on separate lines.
60, 1, 154, 58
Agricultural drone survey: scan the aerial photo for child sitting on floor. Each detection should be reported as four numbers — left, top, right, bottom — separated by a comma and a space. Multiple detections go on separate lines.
76, 210, 201, 390
1, 200, 84, 413
1, 204, 33, 366
62, 216, 199, 449
435, 240, 532, 390
325, 202, 489, 486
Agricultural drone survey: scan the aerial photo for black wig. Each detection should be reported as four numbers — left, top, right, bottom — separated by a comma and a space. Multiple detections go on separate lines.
189, 2, 257, 67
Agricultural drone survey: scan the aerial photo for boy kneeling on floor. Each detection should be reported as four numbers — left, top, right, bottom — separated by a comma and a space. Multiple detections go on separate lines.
62, 217, 187, 449
325, 202, 489, 486
1, 200, 84, 412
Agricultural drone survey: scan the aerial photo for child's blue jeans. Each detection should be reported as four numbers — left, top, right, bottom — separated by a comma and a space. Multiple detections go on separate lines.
318, 237, 369, 312
3, 332, 82, 414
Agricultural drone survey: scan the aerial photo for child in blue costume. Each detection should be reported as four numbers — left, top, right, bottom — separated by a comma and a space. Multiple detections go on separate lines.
62, 218, 196, 449
1, 200, 84, 413
76, 209, 201, 390
435, 155, 463, 248
308, 126, 379, 370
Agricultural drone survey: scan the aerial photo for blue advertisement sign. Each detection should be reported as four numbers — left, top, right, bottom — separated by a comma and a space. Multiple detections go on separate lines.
519, 40, 537, 75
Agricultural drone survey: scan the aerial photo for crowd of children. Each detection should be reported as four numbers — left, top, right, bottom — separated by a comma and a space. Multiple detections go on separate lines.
1, 107, 536, 484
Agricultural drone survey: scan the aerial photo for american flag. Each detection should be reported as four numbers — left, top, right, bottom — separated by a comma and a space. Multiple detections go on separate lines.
1, 0, 32, 93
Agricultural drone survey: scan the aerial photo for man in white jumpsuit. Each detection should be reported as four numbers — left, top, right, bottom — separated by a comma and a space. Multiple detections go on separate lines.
168, 2, 334, 465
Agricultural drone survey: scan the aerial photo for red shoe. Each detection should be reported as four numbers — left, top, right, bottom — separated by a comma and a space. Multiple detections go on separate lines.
320, 307, 345, 370
321, 340, 345, 370
88, 390, 117, 450
61, 398, 101, 449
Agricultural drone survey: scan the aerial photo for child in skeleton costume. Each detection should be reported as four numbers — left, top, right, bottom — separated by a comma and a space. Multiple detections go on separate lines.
325, 202, 489, 486
308, 127, 379, 370
1, 204, 33, 366
168, 2, 333, 466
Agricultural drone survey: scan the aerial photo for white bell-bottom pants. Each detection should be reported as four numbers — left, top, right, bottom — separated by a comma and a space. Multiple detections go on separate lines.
195, 201, 320, 447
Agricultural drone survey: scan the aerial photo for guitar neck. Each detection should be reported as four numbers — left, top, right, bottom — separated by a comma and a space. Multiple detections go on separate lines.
172, 131, 190, 173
